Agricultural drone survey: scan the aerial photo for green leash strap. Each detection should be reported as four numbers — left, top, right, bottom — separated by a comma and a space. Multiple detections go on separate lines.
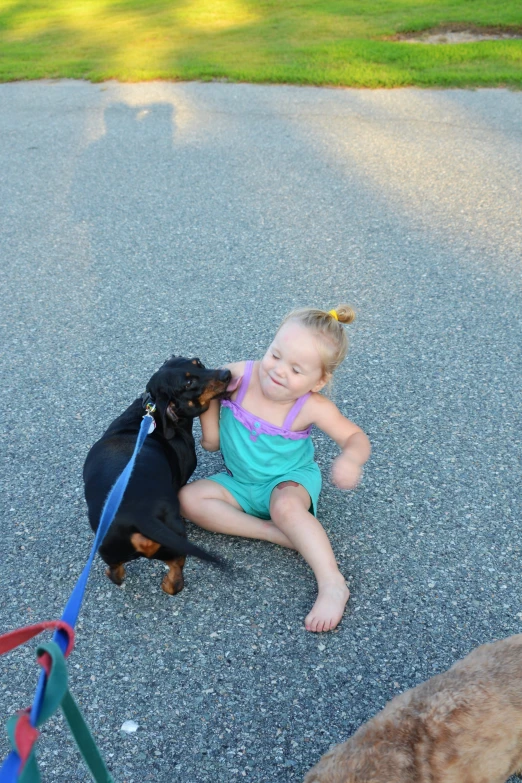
7, 641, 114, 783
60, 689, 114, 783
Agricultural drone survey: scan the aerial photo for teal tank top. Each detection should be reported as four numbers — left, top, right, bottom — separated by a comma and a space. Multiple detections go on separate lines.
219, 361, 316, 484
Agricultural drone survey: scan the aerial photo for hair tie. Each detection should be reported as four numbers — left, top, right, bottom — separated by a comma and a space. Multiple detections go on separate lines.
328, 309, 339, 321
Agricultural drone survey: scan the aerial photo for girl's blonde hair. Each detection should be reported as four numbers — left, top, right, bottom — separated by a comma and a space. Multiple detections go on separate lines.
278, 304, 355, 376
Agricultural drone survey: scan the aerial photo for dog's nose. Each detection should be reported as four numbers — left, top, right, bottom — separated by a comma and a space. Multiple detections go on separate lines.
218, 369, 232, 382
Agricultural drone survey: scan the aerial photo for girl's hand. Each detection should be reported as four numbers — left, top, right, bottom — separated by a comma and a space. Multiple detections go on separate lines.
331, 453, 363, 490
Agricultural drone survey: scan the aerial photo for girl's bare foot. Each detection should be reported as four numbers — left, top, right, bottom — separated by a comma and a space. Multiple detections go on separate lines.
304, 576, 350, 632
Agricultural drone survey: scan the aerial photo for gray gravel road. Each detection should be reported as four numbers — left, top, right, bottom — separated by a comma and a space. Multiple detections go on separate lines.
1, 81, 521, 782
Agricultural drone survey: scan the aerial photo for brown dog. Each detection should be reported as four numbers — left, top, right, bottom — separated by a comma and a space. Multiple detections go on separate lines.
304, 635, 522, 783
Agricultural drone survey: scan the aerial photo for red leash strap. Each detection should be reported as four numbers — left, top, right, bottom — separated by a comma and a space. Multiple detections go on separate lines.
13, 713, 38, 769
0, 621, 75, 770
0, 621, 75, 659
0, 622, 74, 775
12, 650, 56, 769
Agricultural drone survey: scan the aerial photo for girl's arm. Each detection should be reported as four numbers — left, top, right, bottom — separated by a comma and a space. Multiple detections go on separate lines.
310, 395, 371, 490
199, 361, 245, 452
200, 399, 221, 451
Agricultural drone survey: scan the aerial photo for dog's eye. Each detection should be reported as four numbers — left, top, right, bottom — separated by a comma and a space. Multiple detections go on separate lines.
185, 379, 194, 389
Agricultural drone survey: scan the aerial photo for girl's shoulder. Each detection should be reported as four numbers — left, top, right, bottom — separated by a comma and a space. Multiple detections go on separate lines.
300, 393, 365, 445
305, 390, 338, 412
222, 360, 251, 401
224, 360, 249, 376
294, 391, 339, 430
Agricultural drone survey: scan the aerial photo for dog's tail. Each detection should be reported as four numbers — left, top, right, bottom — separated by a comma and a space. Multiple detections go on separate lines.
135, 516, 222, 566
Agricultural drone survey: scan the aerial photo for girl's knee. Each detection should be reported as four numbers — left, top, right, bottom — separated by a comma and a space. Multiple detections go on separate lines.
270, 485, 309, 523
178, 483, 195, 515
179, 480, 208, 513
180, 479, 234, 509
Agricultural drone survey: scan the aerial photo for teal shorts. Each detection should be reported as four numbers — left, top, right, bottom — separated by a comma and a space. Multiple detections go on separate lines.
207, 465, 322, 520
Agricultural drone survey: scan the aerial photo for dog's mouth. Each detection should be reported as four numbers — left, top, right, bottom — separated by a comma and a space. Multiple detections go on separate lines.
197, 370, 233, 409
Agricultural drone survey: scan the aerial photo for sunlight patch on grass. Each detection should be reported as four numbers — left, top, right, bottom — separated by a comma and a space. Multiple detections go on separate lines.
173, 0, 259, 32
2, 0, 110, 41
62, 1, 111, 28
0, 1, 520, 85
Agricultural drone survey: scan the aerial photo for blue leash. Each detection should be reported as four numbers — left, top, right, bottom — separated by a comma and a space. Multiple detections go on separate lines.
0, 411, 155, 782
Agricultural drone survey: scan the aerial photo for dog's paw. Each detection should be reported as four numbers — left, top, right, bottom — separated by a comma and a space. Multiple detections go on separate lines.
161, 573, 184, 595
106, 564, 125, 585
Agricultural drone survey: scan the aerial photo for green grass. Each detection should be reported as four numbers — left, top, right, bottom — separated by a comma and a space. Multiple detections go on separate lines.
0, 1, 521, 87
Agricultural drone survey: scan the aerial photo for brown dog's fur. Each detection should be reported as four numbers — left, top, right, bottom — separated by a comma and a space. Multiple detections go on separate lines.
304, 635, 522, 783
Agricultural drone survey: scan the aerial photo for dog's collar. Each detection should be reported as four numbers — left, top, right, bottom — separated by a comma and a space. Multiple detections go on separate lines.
141, 392, 157, 416
141, 391, 178, 424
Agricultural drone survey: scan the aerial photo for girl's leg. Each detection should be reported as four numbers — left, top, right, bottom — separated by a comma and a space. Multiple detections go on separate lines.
269, 482, 350, 633
179, 479, 295, 549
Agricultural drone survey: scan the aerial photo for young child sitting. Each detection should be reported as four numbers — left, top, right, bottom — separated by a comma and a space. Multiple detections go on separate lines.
179, 306, 371, 632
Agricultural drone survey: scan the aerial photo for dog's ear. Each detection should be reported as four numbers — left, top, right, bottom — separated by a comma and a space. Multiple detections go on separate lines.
153, 394, 178, 440
146, 369, 179, 439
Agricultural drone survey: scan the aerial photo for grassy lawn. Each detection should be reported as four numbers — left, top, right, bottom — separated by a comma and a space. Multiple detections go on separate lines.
0, 1, 521, 87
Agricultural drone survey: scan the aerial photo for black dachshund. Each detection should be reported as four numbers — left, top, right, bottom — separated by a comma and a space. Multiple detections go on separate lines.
83, 356, 231, 595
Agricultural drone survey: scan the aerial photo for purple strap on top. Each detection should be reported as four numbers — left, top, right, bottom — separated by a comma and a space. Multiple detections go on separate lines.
283, 392, 312, 429
230, 360, 311, 433
235, 360, 253, 405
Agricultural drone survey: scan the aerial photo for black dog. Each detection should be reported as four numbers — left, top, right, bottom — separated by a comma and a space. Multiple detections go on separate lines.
83, 356, 231, 595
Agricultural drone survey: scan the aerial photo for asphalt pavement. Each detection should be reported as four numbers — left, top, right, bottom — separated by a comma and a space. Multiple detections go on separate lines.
1, 80, 521, 782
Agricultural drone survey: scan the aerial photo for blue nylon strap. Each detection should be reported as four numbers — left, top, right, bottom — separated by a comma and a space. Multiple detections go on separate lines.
57, 415, 154, 648
0, 414, 154, 783
0, 758, 19, 783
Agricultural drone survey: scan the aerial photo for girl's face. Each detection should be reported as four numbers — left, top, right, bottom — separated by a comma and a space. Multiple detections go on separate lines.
259, 321, 328, 402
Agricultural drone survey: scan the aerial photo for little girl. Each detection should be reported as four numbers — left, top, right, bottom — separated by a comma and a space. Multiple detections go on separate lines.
179, 306, 371, 632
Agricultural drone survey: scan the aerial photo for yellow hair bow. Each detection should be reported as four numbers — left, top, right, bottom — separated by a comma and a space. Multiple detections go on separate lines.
328, 309, 339, 321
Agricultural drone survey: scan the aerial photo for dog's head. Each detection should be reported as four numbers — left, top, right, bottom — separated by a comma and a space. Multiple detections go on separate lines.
145, 356, 232, 438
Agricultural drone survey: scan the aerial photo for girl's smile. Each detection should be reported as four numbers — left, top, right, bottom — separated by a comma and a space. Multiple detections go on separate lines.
259, 321, 327, 402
